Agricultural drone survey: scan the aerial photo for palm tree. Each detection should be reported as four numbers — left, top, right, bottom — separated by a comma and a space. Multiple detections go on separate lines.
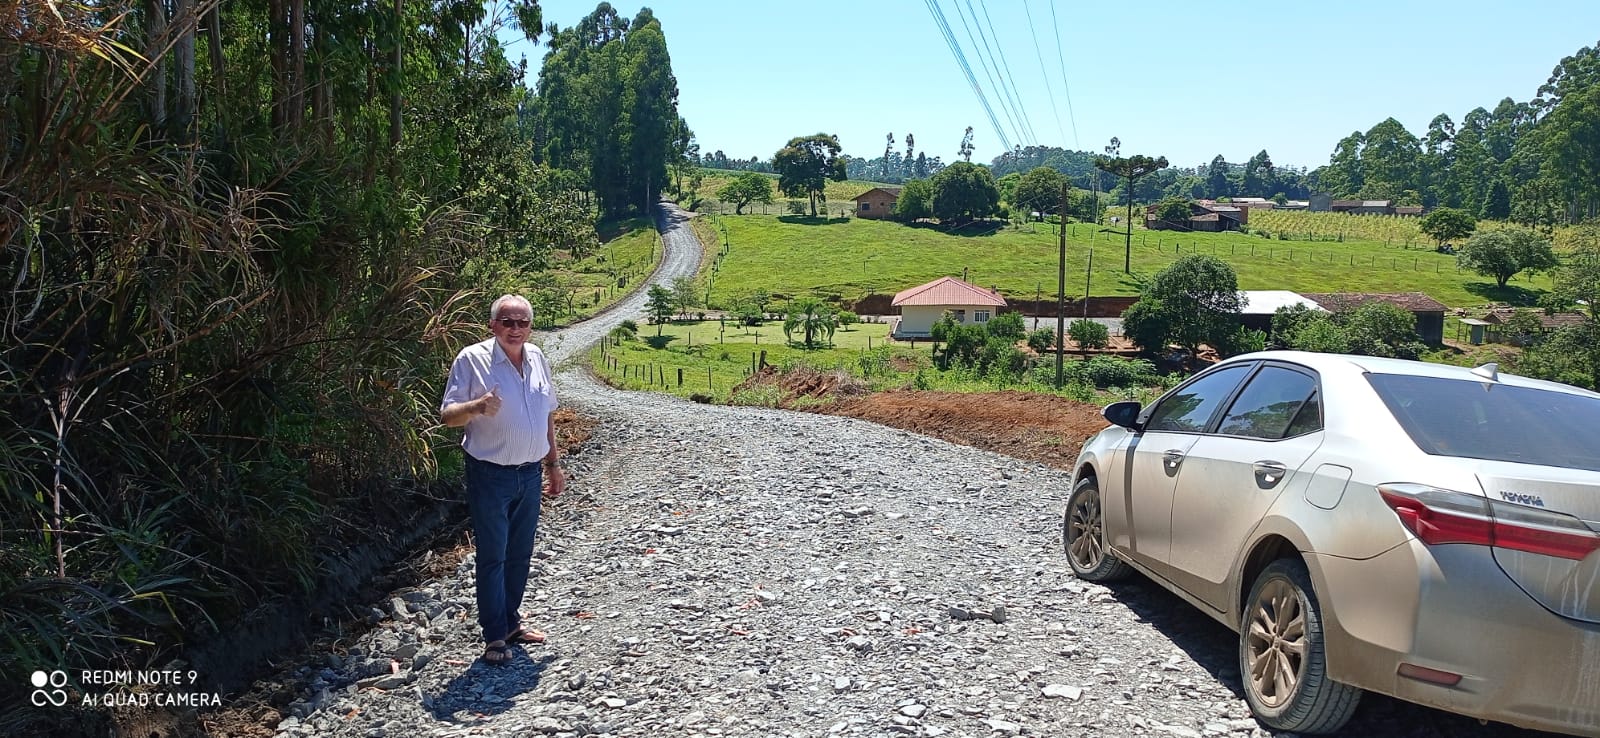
782, 297, 839, 348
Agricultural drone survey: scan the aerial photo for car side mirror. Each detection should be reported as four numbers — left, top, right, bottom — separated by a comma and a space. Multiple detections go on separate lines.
1103, 400, 1143, 430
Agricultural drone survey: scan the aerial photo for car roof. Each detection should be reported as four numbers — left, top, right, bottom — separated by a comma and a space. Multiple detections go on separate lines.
1220, 350, 1600, 399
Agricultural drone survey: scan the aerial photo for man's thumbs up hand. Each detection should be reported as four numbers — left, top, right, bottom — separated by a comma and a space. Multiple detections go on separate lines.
476, 384, 503, 418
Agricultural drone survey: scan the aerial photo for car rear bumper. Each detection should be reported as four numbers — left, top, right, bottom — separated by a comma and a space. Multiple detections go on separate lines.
1312, 542, 1600, 736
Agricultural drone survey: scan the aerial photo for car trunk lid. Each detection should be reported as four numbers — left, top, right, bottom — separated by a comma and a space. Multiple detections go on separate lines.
1476, 464, 1600, 624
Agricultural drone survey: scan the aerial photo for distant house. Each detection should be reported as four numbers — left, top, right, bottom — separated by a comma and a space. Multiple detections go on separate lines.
853, 187, 902, 220
1278, 200, 1310, 210
1480, 307, 1589, 345
890, 276, 1007, 339
1318, 198, 1397, 216
1394, 205, 1424, 217
1302, 291, 1448, 345
1145, 200, 1248, 232
1230, 197, 1275, 209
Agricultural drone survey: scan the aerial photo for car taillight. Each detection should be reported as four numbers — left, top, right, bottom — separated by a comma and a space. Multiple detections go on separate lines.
1378, 483, 1600, 561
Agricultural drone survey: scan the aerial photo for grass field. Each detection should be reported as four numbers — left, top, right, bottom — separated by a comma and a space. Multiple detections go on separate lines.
684, 212, 1552, 310
551, 217, 661, 324
691, 169, 893, 218
591, 319, 913, 402
589, 318, 1177, 405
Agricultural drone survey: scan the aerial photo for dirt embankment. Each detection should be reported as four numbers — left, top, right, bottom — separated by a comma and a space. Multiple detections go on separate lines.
825, 390, 1109, 469
733, 367, 1110, 470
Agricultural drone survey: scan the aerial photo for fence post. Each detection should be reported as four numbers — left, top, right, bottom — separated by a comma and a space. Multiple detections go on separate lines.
677, 368, 683, 387
708, 368, 713, 390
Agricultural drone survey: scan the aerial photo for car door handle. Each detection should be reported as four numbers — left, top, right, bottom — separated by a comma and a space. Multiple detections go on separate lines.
1162, 449, 1186, 476
1253, 461, 1288, 489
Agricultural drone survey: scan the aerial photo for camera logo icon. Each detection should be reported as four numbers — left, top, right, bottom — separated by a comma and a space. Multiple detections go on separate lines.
31, 670, 68, 707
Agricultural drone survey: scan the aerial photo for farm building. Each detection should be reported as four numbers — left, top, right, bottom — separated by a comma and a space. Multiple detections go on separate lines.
1302, 291, 1448, 345
1310, 196, 1402, 216
1478, 307, 1589, 344
852, 187, 902, 220
1238, 290, 1327, 335
1145, 200, 1248, 232
889, 276, 1007, 339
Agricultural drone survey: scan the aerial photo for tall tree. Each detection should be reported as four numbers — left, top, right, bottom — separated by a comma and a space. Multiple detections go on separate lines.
1243, 150, 1274, 196
1095, 153, 1169, 272
772, 133, 847, 216
1205, 154, 1232, 198
958, 126, 975, 162
882, 133, 895, 180
930, 162, 1000, 224
1358, 117, 1420, 199
1321, 131, 1364, 196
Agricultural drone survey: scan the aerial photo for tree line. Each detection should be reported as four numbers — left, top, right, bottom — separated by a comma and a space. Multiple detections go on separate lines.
1312, 40, 1599, 226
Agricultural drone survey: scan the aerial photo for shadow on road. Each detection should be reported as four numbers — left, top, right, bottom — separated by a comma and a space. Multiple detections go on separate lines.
1106, 574, 1557, 737
425, 651, 553, 723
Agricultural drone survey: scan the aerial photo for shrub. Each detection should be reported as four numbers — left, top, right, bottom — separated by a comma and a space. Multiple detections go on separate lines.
837, 310, 859, 328
1067, 356, 1158, 388
786, 199, 807, 215
1026, 327, 1056, 353
1068, 319, 1109, 352
728, 384, 784, 407
985, 311, 1026, 341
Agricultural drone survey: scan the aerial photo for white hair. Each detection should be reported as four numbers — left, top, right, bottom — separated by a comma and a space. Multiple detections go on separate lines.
489, 294, 532, 321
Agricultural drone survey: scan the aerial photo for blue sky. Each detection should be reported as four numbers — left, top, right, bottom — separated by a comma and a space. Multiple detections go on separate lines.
498, 0, 1599, 171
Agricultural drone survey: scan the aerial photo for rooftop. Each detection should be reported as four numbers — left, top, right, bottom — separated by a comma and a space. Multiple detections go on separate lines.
1301, 292, 1449, 313
891, 276, 1007, 307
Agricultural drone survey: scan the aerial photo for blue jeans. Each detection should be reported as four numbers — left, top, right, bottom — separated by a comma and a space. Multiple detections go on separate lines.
464, 455, 543, 643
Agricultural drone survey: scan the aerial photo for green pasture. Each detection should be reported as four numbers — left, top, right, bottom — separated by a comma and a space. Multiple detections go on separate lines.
554, 217, 662, 323
591, 319, 911, 402
692, 169, 892, 218
689, 213, 1553, 309
588, 318, 1182, 407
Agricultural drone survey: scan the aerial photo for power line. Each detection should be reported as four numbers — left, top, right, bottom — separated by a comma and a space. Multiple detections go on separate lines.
975, 0, 1037, 147
1024, 0, 1074, 148
1049, 0, 1082, 151
924, 0, 1012, 153
948, 0, 1025, 152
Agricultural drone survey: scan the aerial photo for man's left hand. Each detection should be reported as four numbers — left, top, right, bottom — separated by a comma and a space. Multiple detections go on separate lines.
544, 465, 565, 498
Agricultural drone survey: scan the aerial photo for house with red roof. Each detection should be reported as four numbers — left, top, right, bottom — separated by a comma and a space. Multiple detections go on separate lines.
889, 276, 1008, 339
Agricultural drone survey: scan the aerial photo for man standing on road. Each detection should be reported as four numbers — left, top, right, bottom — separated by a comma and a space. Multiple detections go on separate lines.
440, 294, 565, 665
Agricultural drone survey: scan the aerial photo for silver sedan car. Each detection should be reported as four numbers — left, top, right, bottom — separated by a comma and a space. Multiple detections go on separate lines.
1062, 350, 1600, 736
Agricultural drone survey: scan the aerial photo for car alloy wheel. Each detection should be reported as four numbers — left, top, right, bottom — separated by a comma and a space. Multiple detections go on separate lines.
1245, 575, 1305, 709
1238, 559, 1360, 734
1063, 477, 1130, 582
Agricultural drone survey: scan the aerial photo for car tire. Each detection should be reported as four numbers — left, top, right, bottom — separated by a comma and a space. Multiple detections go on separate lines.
1063, 476, 1131, 582
1238, 558, 1361, 735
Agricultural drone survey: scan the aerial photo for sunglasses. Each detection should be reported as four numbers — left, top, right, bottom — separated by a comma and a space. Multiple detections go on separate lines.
495, 318, 531, 329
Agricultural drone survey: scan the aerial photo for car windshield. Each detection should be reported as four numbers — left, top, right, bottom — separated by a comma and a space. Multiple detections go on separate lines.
1368, 373, 1600, 472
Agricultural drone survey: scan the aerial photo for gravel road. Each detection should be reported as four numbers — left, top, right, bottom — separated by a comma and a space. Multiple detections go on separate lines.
264, 203, 1552, 738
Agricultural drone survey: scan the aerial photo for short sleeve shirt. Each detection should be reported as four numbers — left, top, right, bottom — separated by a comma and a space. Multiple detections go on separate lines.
440, 338, 559, 465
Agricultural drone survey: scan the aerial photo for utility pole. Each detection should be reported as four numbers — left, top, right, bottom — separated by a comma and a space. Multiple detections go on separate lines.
1056, 183, 1068, 388
1085, 248, 1093, 321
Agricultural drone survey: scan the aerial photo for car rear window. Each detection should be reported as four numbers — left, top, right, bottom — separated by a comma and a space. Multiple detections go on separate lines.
1367, 373, 1600, 472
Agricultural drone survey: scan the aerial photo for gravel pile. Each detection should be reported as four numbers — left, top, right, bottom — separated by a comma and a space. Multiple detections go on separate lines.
262, 204, 1541, 738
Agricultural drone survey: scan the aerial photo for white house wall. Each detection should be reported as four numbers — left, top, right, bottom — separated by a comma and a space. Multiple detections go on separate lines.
896, 304, 993, 337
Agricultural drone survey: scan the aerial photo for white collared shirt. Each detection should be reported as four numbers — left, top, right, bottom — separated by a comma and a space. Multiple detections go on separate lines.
440, 337, 558, 465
